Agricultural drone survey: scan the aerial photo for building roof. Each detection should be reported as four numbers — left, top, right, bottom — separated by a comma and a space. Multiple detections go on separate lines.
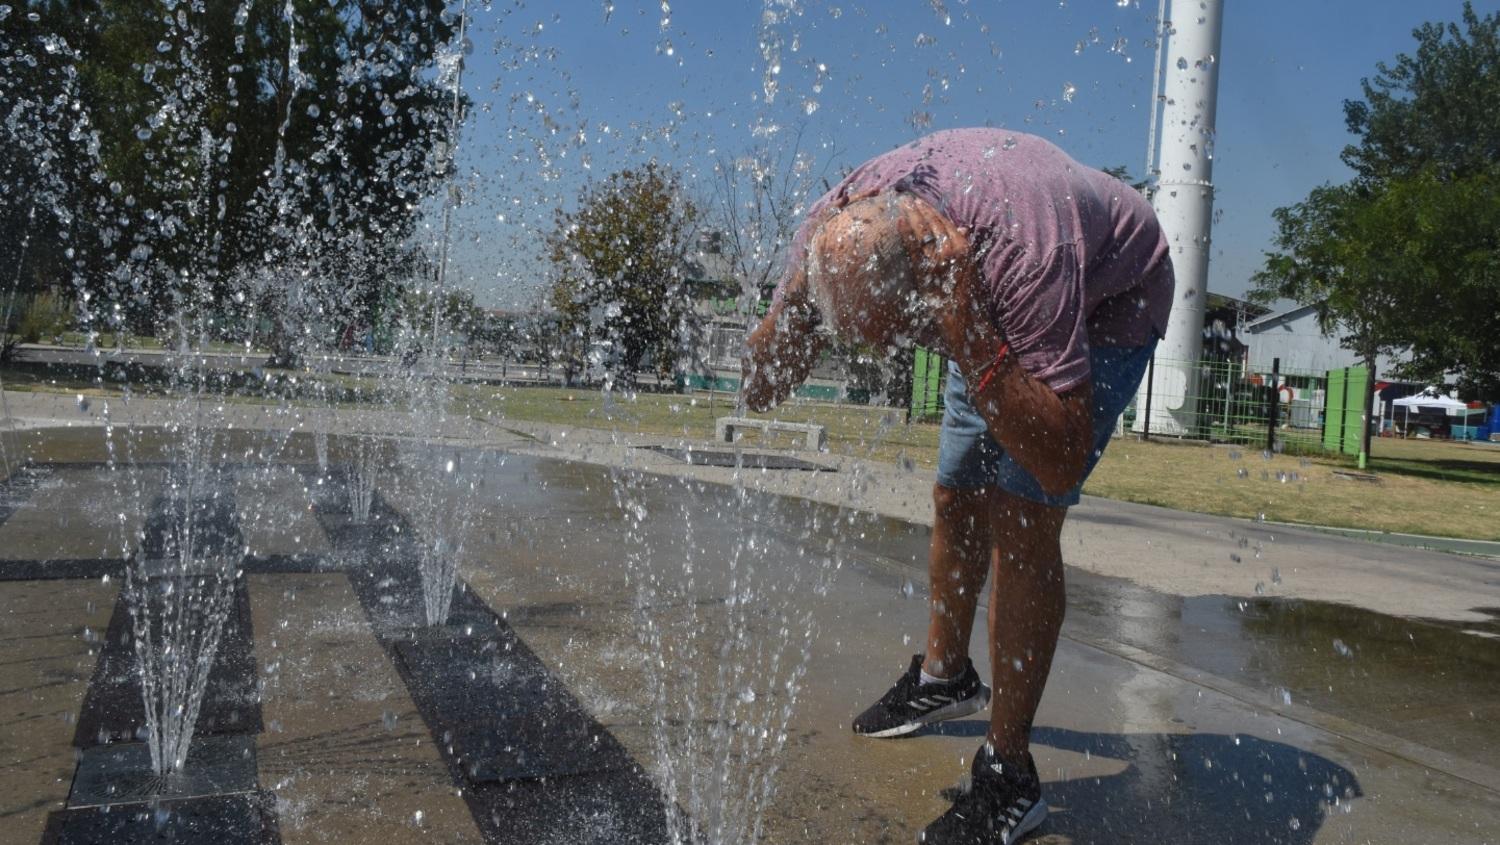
1244, 303, 1323, 333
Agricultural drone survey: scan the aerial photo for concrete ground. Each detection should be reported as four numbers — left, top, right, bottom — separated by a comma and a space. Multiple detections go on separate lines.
1, 392, 1498, 844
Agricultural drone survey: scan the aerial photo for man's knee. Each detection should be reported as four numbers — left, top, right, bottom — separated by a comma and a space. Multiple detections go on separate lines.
933, 482, 987, 517
990, 494, 1067, 564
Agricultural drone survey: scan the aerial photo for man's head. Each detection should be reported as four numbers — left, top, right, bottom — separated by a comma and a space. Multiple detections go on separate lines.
803, 192, 935, 348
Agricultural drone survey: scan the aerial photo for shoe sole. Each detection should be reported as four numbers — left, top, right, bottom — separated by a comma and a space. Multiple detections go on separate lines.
915, 798, 1048, 845
857, 683, 991, 738
1005, 799, 1048, 844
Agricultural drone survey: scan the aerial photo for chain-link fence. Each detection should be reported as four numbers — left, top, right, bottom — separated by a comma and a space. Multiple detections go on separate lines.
1131, 355, 1329, 451
907, 349, 1335, 453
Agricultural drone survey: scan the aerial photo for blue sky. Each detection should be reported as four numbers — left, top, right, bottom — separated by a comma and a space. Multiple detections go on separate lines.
432, 0, 1499, 310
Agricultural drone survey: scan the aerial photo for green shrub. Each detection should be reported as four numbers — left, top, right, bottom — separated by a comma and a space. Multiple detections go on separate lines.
14, 291, 71, 344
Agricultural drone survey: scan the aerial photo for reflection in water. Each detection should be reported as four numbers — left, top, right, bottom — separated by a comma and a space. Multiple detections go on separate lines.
1060, 567, 1500, 773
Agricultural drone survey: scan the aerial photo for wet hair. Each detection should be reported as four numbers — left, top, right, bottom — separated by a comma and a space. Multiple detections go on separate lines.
804, 194, 919, 335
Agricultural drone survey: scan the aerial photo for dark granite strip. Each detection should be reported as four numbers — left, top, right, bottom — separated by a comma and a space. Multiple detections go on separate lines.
0, 464, 54, 529
71, 574, 265, 747
242, 553, 336, 575
47, 467, 281, 843
307, 483, 674, 843
71, 476, 263, 746
637, 444, 836, 471
0, 558, 125, 582
40, 791, 280, 845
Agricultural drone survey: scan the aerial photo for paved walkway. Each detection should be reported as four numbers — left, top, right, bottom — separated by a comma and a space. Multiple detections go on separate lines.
5, 386, 1496, 624
2, 390, 1499, 844
481, 415, 1500, 627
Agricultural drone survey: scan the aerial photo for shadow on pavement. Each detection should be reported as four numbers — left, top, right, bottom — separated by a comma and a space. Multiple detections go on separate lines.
1036, 726, 1359, 845
930, 723, 1359, 845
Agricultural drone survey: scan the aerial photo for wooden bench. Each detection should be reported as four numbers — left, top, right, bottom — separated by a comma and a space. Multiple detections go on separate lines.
714, 416, 827, 451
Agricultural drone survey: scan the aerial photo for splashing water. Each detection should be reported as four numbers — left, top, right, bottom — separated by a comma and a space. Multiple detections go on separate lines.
127, 408, 245, 776
614, 465, 840, 844
313, 427, 329, 474
349, 438, 379, 525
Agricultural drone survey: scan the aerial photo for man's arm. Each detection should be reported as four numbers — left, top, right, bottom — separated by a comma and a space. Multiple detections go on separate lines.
895, 197, 1093, 497
949, 318, 1093, 497
741, 264, 827, 413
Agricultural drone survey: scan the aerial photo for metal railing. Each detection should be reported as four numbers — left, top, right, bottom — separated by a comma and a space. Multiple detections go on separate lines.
906, 349, 1335, 452
1129, 354, 1330, 451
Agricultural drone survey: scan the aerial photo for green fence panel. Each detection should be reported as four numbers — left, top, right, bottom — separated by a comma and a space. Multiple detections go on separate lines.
1323, 368, 1347, 453
1321, 366, 1369, 457
910, 347, 947, 421
1341, 366, 1368, 457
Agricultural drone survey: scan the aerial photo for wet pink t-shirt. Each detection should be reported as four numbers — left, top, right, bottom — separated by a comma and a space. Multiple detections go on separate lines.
783, 129, 1174, 393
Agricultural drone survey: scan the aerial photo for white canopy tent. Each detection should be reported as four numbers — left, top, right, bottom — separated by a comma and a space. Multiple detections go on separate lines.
1391, 390, 1476, 436
1391, 392, 1469, 414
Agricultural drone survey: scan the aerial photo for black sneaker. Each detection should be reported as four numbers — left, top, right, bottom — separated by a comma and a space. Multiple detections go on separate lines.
919, 746, 1047, 844
853, 654, 990, 738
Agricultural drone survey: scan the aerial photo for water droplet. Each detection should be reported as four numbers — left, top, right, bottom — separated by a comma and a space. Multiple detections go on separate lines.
1062, 82, 1077, 102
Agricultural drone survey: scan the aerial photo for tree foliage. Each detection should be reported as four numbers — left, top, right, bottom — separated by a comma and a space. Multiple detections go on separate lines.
547, 163, 699, 386
1254, 2, 1500, 397
1342, 2, 1500, 185
0, 0, 460, 345
709, 128, 835, 305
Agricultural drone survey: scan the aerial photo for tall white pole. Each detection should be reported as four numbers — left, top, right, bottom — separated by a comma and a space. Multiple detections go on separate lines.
1134, 0, 1224, 437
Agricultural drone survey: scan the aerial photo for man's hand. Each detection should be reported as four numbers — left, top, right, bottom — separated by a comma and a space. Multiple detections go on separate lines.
890, 194, 1000, 365
740, 265, 826, 413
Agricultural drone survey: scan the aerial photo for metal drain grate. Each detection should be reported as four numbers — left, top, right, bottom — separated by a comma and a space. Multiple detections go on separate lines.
68, 735, 259, 808
637, 446, 835, 471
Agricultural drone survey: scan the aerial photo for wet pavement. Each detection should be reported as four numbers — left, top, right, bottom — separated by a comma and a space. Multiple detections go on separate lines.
0, 426, 1498, 843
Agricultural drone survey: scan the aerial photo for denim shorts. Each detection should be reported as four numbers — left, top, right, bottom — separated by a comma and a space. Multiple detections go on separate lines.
936, 342, 1156, 507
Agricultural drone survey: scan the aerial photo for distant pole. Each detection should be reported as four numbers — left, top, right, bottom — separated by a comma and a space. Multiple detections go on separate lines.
1265, 357, 1280, 453
1142, 352, 1156, 442
1359, 359, 1376, 470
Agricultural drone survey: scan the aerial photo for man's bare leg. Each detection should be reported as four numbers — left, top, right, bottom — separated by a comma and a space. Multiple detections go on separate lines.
984, 491, 1068, 762
923, 483, 993, 678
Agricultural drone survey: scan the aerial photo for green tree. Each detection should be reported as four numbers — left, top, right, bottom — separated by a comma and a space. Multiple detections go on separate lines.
1250, 182, 1413, 404
0, 1, 460, 348
1254, 3, 1500, 464
1100, 165, 1150, 194
1372, 167, 1500, 397
1341, 2, 1500, 185
547, 163, 699, 387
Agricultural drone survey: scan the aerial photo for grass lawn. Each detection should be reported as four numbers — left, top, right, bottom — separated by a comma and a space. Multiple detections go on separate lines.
1084, 437, 1499, 541
5, 374, 1496, 541
459, 385, 1499, 541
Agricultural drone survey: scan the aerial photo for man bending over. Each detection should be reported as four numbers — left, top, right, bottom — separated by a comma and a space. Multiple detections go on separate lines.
741, 128, 1174, 844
